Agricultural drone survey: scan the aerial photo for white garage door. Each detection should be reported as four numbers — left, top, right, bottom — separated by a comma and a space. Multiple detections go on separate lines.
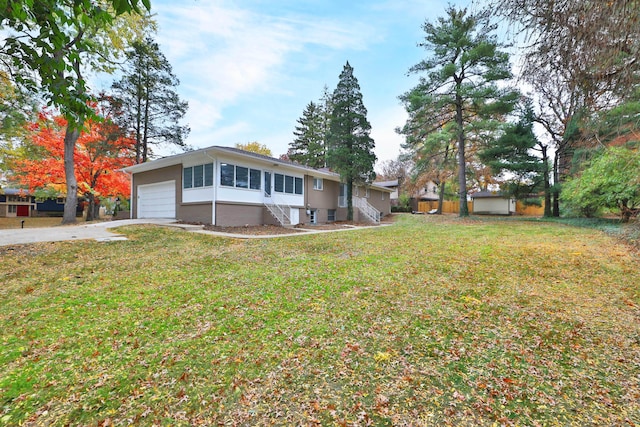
137, 180, 176, 219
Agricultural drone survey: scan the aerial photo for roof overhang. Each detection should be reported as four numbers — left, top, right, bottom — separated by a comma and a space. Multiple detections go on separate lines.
122, 145, 393, 192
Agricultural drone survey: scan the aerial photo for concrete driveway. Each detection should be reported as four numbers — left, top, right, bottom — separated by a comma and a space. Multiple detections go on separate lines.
0, 219, 177, 247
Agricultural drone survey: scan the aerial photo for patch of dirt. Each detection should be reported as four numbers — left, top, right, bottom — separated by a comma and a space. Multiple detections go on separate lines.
184, 223, 303, 235
177, 214, 397, 236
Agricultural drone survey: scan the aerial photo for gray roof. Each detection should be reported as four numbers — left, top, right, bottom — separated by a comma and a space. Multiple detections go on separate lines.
375, 179, 399, 188
0, 188, 30, 196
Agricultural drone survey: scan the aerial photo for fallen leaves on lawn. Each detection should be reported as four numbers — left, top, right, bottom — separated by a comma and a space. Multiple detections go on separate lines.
0, 215, 639, 426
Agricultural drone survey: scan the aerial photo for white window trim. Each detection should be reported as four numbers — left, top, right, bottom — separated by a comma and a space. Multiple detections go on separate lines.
313, 177, 323, 191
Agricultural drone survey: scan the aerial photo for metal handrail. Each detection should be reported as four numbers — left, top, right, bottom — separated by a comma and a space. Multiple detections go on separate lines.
354, 196, 380, 223
264, 191, 291, 225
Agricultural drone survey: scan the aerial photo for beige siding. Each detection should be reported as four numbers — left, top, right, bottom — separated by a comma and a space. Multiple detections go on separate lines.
179, 203, 213, 223
304, 176, 342, 224
132, 165, 182, 219
371, 189, 391, 216
216, 203, 264, 227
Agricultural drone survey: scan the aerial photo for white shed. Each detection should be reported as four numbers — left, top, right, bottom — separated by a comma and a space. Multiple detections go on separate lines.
471, 191, 516, 215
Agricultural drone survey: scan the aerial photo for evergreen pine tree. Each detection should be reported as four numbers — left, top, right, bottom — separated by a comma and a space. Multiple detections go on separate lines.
479, 105, 546, 202
111, 37, 189, 163
327, 61, 377, 221
401, 6, 518, 216
288, 101, 326, 168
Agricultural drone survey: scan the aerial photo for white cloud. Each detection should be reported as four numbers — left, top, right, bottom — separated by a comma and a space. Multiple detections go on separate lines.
370, 105, 408, 165
151, 0, 380, 153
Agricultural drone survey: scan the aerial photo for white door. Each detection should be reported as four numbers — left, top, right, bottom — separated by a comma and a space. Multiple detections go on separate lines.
289, 208, 300, 225
137, 180, 176, 218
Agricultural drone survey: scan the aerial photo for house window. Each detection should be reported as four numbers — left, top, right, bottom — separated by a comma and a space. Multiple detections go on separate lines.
8, 195, 28, 202
205, 163, 214, 186
220, 163, 261, 190
274, 174, 284, 192
8, 205, 17, 214
327, 209, 336, 222
339, 184, 347, 207
274, 173, 303, 195
183, 167, 193, 189
220, 163, 234, 187
365, 187, 370, 198
193, 164, 204, 187
309, 209, 317, 224
56, 197, 65, 204
236, 166, 249, 188
184, 163, 214, 189
285, 175, 294, 193
313, 178, 323, 190
250, 169, 261, 190
295, 177, 303, 195
381, 192, 385, 201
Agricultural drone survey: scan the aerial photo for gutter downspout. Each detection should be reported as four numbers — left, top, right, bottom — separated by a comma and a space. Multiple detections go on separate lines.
203, 150, 217, 225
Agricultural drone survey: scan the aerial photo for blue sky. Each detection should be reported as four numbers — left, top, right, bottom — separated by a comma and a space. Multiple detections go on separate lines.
148, 0, 474, 168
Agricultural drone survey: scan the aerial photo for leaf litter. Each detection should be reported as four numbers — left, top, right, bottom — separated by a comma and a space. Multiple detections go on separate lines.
0, 214, 639, 426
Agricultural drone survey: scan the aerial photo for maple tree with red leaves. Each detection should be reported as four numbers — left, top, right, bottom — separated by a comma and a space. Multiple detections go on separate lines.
12, 106, 136, 221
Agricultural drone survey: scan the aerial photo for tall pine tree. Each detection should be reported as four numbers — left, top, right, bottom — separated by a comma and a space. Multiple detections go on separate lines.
111, 37, 189, 163
401, 6, 518, 216
327, 61, 376, 221
288, 101, 326, 168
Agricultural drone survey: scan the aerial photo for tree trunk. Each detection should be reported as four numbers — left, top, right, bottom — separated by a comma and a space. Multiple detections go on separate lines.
142, 72, 151, 162
84, 192, 101, 222
437, 181, 446, 214
552, 152, 560, 217
541, 144, 552, 217
346, 178, 354, 221
455, 91, 469, 217
62, 125, 80, 224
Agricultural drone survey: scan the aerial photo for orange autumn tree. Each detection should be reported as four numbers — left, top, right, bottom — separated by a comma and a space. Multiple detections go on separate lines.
13, 107, 135, 221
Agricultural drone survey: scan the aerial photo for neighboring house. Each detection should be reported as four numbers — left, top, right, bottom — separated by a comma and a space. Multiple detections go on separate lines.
122, 146, 393, 226
375, 179, 399, 206
471, 190, 516, 215
416, 181, 439, 201
0, 189, 35, 217
0, 188, 84, 217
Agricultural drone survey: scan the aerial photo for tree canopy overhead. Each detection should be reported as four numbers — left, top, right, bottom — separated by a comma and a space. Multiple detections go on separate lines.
0, 0, 151, 223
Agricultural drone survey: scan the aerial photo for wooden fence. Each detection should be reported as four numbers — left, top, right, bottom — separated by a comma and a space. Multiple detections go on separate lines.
417, 200, 545, 216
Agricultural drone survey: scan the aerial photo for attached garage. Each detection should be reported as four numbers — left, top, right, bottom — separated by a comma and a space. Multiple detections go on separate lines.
137, 180, 176, 219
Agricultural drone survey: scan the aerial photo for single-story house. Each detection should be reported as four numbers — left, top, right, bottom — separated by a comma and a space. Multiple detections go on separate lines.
122, 146, 393, 226
471, 190, 516, 215
0, 188, 84, 218
0, 188, 35, 217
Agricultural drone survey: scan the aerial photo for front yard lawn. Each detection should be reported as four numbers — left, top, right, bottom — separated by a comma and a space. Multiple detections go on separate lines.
1, 214, 639, 426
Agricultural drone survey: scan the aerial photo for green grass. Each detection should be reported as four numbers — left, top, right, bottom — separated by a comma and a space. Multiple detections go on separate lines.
1, 214, 639, 426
